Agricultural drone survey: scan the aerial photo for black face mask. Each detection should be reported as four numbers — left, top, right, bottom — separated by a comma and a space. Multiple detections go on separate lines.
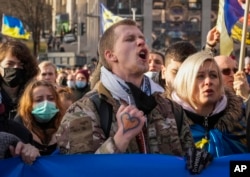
59, 78, 67, 86
1, 68, 24, 87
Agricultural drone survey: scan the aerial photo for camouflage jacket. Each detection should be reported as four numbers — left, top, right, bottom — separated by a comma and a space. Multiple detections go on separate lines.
56, 82, 194, 156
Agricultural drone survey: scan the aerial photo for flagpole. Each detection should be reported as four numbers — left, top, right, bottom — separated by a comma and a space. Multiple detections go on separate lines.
239, 0, 250, 71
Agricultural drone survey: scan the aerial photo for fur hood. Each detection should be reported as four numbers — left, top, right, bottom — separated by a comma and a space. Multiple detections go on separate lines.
185, 88, 245, 133
222, 88, 243, 121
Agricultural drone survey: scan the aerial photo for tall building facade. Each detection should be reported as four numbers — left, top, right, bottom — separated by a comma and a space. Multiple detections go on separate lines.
51, 0, 218, 59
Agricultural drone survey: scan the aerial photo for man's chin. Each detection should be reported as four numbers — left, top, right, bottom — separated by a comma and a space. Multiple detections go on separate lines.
225, 84, 234, 91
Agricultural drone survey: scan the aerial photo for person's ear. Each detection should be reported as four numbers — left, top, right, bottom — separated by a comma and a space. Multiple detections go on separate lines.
104, 50, 117, 62
161, 66, 166, 79
0, 66, 4, 77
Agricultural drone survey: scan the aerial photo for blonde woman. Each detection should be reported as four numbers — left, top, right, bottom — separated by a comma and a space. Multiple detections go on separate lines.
171, 51, 247, 157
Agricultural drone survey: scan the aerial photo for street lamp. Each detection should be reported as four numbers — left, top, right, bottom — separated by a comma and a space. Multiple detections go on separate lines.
131, 8, 137, 21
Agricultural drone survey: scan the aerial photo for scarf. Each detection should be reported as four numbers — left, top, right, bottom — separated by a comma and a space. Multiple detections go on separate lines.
101, 67, 164, 103
171, 91, 227, 116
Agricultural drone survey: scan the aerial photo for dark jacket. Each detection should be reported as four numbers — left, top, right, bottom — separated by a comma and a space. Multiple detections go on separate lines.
0, 87, 23, 120
70, 84, 90, 102
245, 96, 250, 152
14, 115, 58, 156
183, 89, 247, 156
0, 119, 32, 143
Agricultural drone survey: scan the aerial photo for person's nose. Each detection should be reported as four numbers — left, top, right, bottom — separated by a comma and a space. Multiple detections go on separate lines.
204, 76, 212, 85
148, 61, 153, 67
228, 70, 235, 76
137, 37, 146, 46
45, 74, 51, 79
13, 63, 23, 69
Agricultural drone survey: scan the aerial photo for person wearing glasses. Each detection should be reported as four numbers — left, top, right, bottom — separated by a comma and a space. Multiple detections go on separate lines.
214, 55, 250, 102
214, 55, 238, 89
56, 19, 213, 174
171, 51, 248, 157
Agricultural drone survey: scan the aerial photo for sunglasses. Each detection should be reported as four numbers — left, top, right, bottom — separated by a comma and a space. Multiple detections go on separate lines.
221, 68, 238, 75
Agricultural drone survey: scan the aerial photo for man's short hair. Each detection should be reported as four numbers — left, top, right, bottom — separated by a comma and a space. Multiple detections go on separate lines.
38, 60, 57, 74
164, 41, 197, 66
98, 19, 137, 70
150, 50, 165, 65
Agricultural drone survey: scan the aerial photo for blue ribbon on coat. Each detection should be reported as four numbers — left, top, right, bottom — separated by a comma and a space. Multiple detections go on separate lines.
191, 124, 247, 157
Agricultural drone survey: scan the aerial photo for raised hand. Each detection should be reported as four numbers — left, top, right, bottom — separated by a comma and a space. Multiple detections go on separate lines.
234, 70, 250, 101
206, 27, 220, 48
114, 104, 146, 152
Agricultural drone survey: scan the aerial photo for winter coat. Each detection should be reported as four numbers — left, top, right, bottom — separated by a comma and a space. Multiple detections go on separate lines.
57, 82, 194, 156
177, 89, 248, 157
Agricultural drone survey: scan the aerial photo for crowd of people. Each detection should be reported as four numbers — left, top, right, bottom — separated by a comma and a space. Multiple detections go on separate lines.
1, 19, 250, 174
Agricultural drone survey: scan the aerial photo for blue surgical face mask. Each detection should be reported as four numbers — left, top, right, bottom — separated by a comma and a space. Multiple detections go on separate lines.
32, 101, 59, 123
67, 80, 75, 88
75, 81, 87, 88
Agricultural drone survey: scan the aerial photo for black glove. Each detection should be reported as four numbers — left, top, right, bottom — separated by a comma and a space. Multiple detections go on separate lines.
185, 147, 213, 175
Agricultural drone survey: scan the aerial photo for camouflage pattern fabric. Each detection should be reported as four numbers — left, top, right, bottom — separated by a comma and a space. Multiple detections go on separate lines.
56, 82, 194, 155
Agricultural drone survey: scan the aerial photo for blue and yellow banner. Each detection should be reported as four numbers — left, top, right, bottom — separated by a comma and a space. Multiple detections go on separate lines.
100, 3, 124, 34
224, 0, 244, 36
1, 14, 30, 40
217, 0, 250, 55
0, 153, 250, 177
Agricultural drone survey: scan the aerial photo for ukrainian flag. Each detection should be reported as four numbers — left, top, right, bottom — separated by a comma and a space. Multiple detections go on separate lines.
100, 3, 124, 34
217, 0, 247, 55
1, 14, 30, 39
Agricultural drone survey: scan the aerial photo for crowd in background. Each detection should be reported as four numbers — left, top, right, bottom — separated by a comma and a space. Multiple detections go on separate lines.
1, 19, 250, 175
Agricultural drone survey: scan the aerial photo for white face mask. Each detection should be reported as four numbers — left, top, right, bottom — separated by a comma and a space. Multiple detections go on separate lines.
67, 80, 75, 88
144, 71, 158, 79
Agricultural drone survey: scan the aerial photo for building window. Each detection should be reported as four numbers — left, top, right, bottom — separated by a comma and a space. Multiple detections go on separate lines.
107, 0, 143, 15
188, 0, 201, 10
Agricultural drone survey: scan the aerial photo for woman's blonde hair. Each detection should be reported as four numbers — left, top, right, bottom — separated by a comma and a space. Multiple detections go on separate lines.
173, 51, 224, 109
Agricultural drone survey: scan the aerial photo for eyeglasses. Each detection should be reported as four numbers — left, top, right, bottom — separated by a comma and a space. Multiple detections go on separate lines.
221, 68, 238, 75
